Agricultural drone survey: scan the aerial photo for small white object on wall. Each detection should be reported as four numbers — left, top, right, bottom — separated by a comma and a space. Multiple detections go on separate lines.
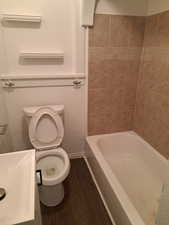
1, 14, 41, 23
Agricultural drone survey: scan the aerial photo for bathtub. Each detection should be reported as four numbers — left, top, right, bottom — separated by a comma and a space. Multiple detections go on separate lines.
86, 131, 168, 225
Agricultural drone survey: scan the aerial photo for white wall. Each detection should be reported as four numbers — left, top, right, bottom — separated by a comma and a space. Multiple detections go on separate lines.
0, 129, 12, 154
148, 0, 169, 15
96, 0, 148, 16
0, 29, 7, 125
0, 0, 85, 75
0, 85, 6, 125
0, 0, 87, 156
0, 27, 6, 75
0, 28, 12, 154
3, 84, 85, 156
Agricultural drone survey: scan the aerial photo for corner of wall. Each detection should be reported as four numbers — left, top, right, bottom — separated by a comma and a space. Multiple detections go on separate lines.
147, 0, 169, 16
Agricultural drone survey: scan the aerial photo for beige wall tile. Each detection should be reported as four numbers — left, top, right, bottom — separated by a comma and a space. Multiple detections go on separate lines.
137, 48, 169, 92
134, 10, 169, 158
134, 91, 169, 158
88, 14, 144, 137
144, 15, 159, 47
144, 11, 169, 47
89, 14, 110, 47
89, 47, 142, 62
109, 16, 145, 47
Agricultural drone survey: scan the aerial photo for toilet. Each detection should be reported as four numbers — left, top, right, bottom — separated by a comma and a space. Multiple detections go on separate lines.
23, 105, 70, 207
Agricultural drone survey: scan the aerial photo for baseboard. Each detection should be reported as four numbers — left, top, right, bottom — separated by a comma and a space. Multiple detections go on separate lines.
68, 151, 85, 159
83, 156, 116, 225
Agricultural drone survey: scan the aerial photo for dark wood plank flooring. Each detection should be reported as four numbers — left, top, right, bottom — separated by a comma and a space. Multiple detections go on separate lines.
41, 158, 113, 225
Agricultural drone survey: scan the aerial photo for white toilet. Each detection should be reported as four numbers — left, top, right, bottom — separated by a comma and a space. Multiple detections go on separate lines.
23, 105, 70, 207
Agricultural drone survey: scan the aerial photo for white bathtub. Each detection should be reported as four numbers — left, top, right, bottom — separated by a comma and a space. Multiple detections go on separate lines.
86, 131, 168, 225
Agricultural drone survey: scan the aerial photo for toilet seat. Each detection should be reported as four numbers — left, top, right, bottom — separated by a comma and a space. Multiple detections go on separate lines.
36, 148, 70, 186
29, 107, 64, 150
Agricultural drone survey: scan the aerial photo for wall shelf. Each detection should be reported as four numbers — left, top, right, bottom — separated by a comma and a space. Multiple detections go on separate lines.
1, 14, 41, 23
20, 52, 64, 60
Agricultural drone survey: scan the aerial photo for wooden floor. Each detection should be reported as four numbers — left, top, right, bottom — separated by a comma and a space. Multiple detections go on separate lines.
41, 158, 113, 225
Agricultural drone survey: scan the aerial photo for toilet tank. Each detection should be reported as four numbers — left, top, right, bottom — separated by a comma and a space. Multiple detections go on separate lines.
23, 105, 64, 124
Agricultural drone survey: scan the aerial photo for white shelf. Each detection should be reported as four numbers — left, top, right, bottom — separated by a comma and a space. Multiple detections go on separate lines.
20, 52, 64, 60
1, 14, 41, 23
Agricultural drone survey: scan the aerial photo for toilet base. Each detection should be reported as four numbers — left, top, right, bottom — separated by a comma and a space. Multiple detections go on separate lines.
39, 183, 64, 207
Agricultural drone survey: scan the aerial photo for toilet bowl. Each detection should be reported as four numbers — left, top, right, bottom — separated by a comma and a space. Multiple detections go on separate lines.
36, 148, 70, 206
23, 105, 70, 206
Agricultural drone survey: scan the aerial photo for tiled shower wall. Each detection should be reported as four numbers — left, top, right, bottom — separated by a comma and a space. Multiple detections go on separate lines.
134, 11, 169, 158
88, 14, 145, 135
88, 12, 169, 158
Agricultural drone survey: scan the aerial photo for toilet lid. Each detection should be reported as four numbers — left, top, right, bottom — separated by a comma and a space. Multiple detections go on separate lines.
29, 107, 64, 150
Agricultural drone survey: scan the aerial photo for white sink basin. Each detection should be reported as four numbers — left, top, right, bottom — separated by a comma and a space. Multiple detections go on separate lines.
0, 150, 35, 225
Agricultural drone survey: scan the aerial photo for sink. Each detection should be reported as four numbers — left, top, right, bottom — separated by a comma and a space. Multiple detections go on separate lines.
0, 150, 35, 225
